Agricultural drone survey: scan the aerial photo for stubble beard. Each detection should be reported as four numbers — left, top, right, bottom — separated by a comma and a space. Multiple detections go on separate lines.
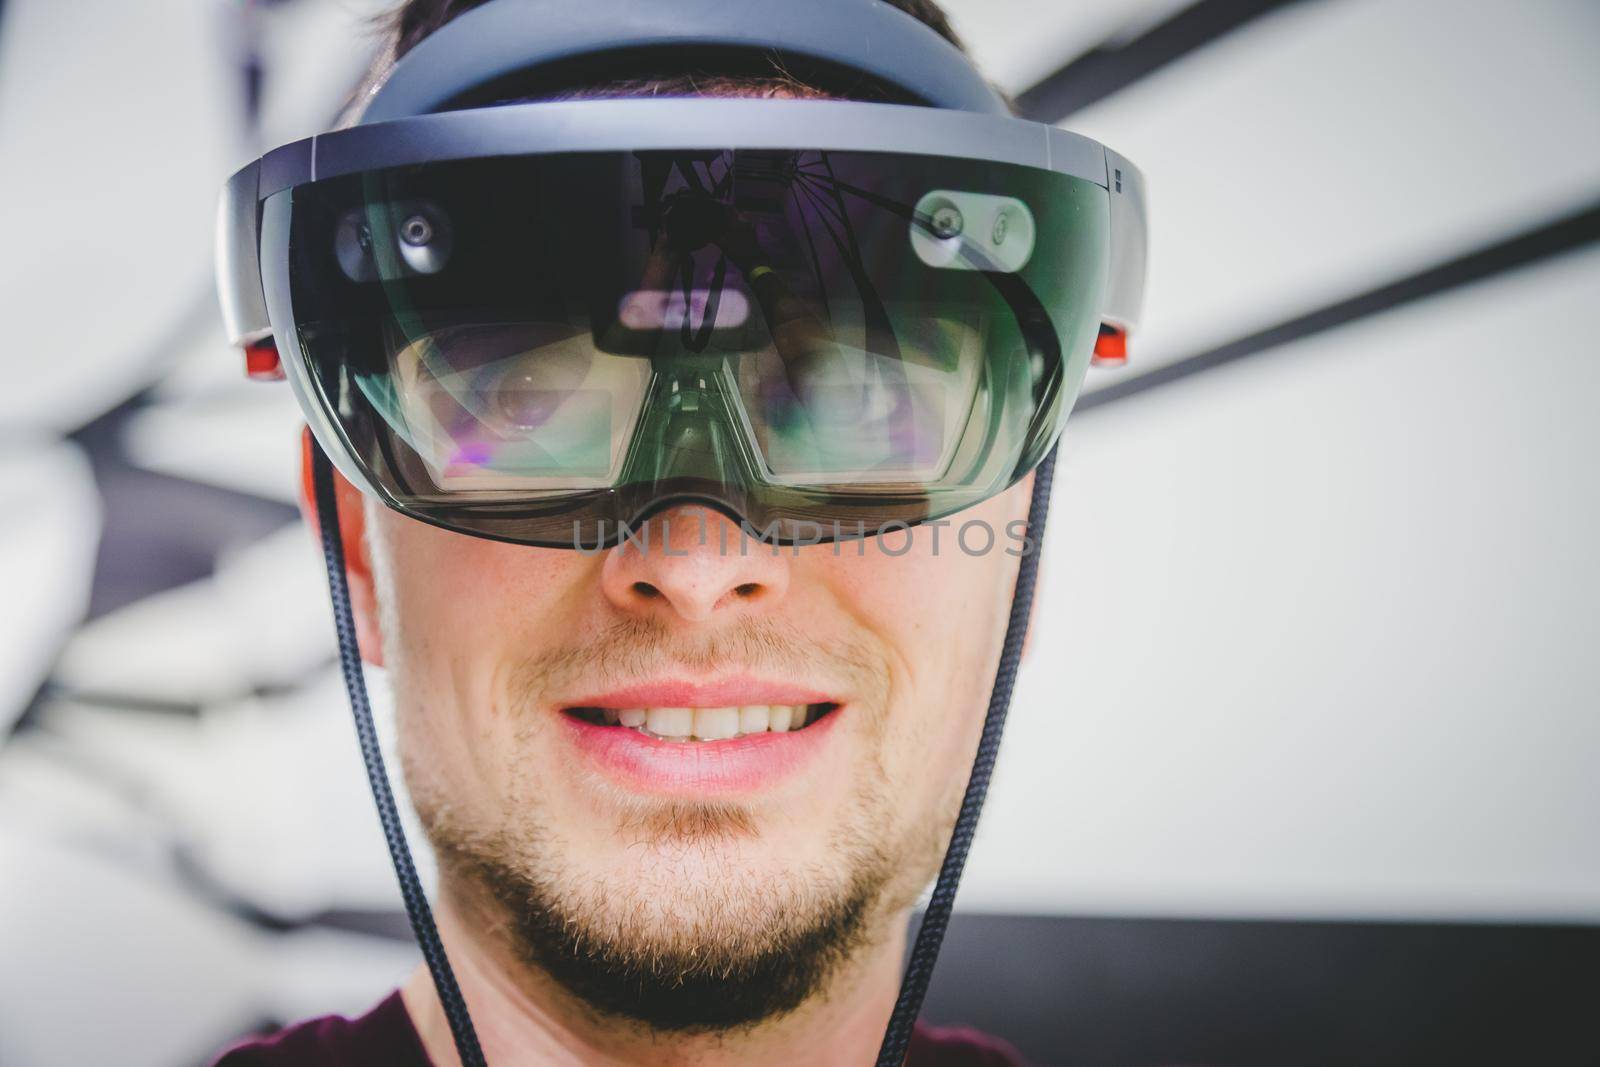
401, 618, 957, 1034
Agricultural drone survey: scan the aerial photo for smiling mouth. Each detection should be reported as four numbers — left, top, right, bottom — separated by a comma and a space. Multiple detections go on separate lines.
564, 703, 837, 742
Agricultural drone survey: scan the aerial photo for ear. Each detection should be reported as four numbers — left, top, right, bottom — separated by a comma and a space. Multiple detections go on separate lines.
298, 428, 385, 666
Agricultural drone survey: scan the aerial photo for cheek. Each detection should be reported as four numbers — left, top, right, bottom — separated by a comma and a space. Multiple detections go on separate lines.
369, 507, 590, 788
810, 489, 1027, 784
373, 510, 576, 632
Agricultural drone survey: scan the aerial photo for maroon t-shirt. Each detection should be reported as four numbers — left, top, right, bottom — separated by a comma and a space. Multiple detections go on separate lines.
212, 991, 1027, 1066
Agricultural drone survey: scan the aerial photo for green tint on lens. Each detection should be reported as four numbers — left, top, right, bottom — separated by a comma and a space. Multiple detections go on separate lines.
273, 148, 1108, 544
733, 319, 980, 483
359, 321, 651, 490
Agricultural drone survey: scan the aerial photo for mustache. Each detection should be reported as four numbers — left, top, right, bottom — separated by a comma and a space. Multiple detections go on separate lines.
507, 616, 887, 708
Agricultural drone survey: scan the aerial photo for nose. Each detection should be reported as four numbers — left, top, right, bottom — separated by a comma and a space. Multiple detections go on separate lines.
600, 506, 790, 623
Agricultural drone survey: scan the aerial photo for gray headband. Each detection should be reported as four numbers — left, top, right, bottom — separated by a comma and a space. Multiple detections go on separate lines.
360, 0, 1010, 123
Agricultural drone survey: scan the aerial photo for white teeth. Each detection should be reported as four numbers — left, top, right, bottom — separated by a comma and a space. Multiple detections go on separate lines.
646, 707, 694, 738
599, 704, 817, 740
693, 706, 741, 740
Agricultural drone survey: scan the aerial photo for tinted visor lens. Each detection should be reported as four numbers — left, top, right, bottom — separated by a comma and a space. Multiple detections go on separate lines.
268, 150, 1108, 545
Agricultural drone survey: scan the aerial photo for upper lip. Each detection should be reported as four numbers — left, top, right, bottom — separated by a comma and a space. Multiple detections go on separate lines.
560, 675, 838, 710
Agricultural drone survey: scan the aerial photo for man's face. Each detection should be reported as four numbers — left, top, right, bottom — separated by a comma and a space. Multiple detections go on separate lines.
367, 485, 1029, 1029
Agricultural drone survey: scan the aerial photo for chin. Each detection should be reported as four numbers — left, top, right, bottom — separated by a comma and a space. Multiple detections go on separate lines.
431, 788, 899, 1033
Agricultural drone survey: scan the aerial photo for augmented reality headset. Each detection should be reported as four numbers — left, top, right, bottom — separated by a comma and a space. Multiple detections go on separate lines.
217, 0, 1146, 548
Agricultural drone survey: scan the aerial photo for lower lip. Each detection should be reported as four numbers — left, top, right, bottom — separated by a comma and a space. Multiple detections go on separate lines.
559, 709, 841, 796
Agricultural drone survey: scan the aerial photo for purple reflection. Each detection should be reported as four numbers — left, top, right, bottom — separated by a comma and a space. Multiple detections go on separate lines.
451, 441, 493, 468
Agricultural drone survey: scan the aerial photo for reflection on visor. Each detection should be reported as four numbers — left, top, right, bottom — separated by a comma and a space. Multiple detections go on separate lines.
360, 322, 651, 490
279, 147, 1108, 543
618, 288, 749, 331
735, 313, 985, 483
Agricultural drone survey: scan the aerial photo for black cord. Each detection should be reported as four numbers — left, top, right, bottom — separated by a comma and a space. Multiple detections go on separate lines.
875, 444, 1059, 1066
311, 446, 489, 1067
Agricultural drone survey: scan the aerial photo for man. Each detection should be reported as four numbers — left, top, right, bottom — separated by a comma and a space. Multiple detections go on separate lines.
211, 0, 1144, 1062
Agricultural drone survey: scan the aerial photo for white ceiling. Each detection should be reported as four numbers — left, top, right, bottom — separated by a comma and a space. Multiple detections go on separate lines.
1061, 0, 1600, 385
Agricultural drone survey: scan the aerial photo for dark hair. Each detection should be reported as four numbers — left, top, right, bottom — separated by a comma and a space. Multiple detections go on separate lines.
349, 0, 972, 117
386, 0, 964, 60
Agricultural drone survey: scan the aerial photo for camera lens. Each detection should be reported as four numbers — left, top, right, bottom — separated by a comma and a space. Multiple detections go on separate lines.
911, 191, 1034, 273
395, 200, 452, 275
334, 209, 378, 282
400, 215, 434, 247
930, 204, 964, 239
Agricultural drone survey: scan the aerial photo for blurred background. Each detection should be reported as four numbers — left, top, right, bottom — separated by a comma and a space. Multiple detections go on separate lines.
1, 1, 1596, 1065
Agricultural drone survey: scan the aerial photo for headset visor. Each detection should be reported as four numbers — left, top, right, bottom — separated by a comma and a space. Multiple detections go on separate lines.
264, 148, 1108, 546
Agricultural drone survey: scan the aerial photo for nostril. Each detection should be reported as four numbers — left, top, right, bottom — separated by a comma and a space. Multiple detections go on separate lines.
734, 582, 761, 598
632, 581, 661, 599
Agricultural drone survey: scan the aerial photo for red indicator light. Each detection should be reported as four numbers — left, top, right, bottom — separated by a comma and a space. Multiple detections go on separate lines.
1091, 324, 1127, 368
244, 339, 284, 381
